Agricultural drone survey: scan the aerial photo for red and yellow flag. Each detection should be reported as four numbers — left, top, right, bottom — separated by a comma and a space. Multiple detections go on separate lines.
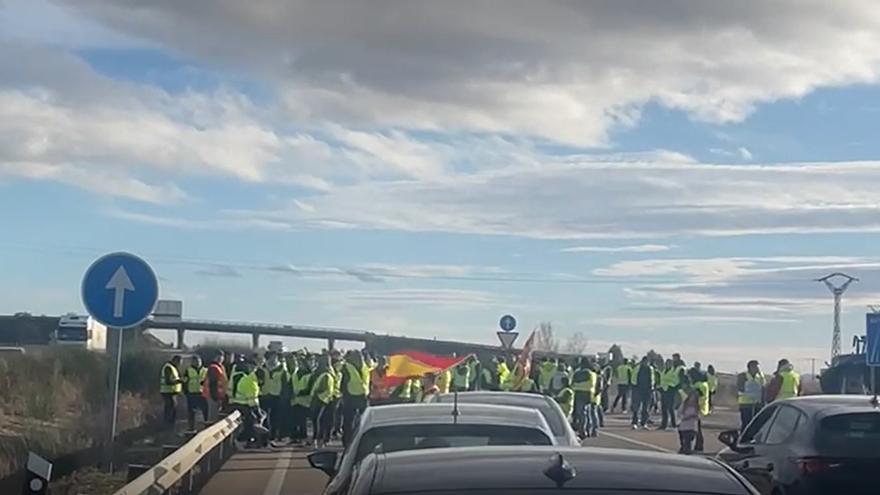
385, 350, 471, 386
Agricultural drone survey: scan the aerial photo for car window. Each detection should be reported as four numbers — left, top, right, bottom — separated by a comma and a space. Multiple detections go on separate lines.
354, 424, 551, 463
740, 406, 777, 444
764, 405, 801, 444
435, 395, 567, 437
819, 413, 880, 442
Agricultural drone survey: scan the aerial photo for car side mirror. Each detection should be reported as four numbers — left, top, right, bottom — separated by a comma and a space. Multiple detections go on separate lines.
718, 429, 753, 454
308, 450, 338, 476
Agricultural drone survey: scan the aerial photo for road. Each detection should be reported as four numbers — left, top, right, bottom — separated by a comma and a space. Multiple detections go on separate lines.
201, 407, 738, 495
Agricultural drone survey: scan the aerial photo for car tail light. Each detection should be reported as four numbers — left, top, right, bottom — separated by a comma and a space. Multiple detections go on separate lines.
796, 457, 842, 475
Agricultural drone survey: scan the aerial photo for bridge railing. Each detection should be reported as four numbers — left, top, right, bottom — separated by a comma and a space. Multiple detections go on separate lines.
113, 411, 241, 495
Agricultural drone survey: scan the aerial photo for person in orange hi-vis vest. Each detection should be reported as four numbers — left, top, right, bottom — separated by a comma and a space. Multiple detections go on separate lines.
206, 350, 228, 421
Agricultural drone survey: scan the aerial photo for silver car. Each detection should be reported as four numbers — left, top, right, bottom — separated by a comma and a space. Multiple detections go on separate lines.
428, 391, 581, 446
308, 402, 555, 495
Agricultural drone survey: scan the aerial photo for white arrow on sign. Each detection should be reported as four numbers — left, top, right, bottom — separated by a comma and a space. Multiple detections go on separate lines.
106, 266, 135, 318
497, 331, 518, 350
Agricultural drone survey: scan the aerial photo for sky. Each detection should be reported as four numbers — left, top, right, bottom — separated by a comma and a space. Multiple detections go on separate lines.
4, 1, 880, 371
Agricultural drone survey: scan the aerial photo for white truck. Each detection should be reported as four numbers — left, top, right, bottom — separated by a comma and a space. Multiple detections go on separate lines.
51, 313, 107, 352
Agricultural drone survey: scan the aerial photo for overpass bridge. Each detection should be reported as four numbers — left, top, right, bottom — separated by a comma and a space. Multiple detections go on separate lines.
144, 318, 518, 358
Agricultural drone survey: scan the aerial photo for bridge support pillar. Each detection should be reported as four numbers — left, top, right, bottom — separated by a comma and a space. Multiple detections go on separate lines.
176, 327, 185, 349
252, 333, 260, 350
328, 337, 336, 351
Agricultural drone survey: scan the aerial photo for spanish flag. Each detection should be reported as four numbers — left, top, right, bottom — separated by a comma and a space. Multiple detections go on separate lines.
386, 350, 472, 386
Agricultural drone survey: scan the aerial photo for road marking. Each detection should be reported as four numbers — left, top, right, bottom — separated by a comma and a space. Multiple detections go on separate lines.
598, 430, 674, 453
262, 450, 294, 495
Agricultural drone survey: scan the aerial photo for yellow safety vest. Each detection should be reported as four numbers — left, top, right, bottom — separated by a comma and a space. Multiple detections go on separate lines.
291, 372, 312, 407
738, 372, 766, 405
230, 371, 260, 407
708, 374, 719, 393
332, 366, 343, 399
344, 362, 369, 396
437, 370, 452, 394
185, 366, 207, 394
313, 371, 336, 404
616, 364, 631, 385
497, 362, 510, 387
264, 363, 287, 397
695, 381, 710, 416
591, 371, 602, 405
539, 362, 556, 390
452, 367, 470, 391
160, 363, 182, 394
393, 379, 413, 400
571, 368, 592, 393
556, 388, 574, 419
776, 370, 800, 400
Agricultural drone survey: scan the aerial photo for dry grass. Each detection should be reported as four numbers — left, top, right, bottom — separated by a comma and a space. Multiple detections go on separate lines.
50, 467, 127, 495
0, 348, 165, 480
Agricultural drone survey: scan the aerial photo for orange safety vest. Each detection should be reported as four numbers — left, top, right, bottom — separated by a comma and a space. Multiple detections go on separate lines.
206, 362, 228, 400
370, 370, 390, 401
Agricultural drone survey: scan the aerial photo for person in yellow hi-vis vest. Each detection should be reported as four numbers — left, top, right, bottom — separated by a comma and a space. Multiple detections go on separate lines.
262, 351, 287, 444
737, 360, 766, 432
160, 355, 184, 430
341, 350, 370, 447
183, 355, 208, 431
611, 359, 633, 413
289, 354, 312, 444
769, 359, 801, 402
229, 360, 260, 448
437, 367, 453, 394
691, 369, 710, 453
311, 356, 336, 448
556, 377, 574, 422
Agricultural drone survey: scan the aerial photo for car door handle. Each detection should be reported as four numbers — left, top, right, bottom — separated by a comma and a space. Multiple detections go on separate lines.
766, 463, 774, 472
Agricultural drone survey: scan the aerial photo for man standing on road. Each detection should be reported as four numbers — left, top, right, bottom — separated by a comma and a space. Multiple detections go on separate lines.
340, 350, 370, 448
229, 360, 261, 448
289, 354, 312, 444
737, 360, 766, 432
311, 355, 336, 448
452, 360, 471, 392
160, 355, 184, 430
206, 351, 227, 421
768, 358, 801, 402
184, 355, 208, 431
659, 358, 684, 430
262, 351, 287, 445
571, 358, 593, 438
612, 358, 632, 413
631, 356, 655, 430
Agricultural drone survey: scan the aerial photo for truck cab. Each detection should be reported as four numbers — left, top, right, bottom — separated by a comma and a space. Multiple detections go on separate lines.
51, 313, 107, 351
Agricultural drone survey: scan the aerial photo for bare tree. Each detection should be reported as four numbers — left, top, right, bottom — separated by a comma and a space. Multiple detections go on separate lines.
563, 331, 589, 355
533, 321, 560, 354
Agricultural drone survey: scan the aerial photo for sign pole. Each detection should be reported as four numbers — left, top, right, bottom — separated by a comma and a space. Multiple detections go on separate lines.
111, 328, 123, 440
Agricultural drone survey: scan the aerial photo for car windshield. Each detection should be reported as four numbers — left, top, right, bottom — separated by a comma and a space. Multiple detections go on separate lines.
354, 425, 551, 463
56, 328, 87, 341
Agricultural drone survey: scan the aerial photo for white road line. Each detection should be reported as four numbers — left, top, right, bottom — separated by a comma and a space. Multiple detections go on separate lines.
597, 430, 674, 453
262, 450, 294, 495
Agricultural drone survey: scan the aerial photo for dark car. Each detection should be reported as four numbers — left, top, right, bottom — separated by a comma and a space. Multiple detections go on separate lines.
346, 446, 760, 495
717, 395, 880, 495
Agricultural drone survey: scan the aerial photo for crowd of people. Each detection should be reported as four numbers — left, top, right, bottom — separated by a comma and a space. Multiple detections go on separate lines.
157, 347, 803, 454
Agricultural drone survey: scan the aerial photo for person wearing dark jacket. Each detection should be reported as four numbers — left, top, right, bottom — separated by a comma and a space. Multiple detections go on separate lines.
630, 356, 655, 429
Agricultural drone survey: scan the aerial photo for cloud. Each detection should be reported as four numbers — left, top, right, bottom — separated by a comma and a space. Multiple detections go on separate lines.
561, 244, 672, 254
737, 147, 753, 160
595, 256, 880, 314
594, 315, 800, 327
308, 288, 501, 310
222, 160, 880, 239
193, 264, 243, 278
266, 262, 508, 283
53, 0, 880, 147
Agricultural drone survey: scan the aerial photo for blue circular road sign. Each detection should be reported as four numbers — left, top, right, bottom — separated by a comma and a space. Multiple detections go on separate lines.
81, 252, 158, 328
499, 314, 517, 332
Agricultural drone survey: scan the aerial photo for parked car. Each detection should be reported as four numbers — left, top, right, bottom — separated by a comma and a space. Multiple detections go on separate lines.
308, 403, 554, 495
717, 395, 880, 495
347, 446, 760, 495
428, 391, 581, 446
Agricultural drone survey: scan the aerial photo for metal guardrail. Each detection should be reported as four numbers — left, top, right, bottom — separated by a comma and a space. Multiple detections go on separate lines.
113, 411, 242, 495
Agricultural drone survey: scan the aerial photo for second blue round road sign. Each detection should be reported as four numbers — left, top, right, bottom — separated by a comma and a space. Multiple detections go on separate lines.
499, 314, 517, 332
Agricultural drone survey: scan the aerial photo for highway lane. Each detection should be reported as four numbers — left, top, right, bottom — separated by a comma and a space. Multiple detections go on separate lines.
200, 408, 737, 495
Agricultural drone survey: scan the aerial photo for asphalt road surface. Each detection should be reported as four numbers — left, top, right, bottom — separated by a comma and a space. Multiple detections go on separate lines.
201, 408, 738, 495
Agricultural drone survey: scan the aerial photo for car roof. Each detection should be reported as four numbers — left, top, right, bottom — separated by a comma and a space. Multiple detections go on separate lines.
775, 395, 880, 419
433, 391, 552, 407
361, 403, 552, 432
367, 446, 752, 494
